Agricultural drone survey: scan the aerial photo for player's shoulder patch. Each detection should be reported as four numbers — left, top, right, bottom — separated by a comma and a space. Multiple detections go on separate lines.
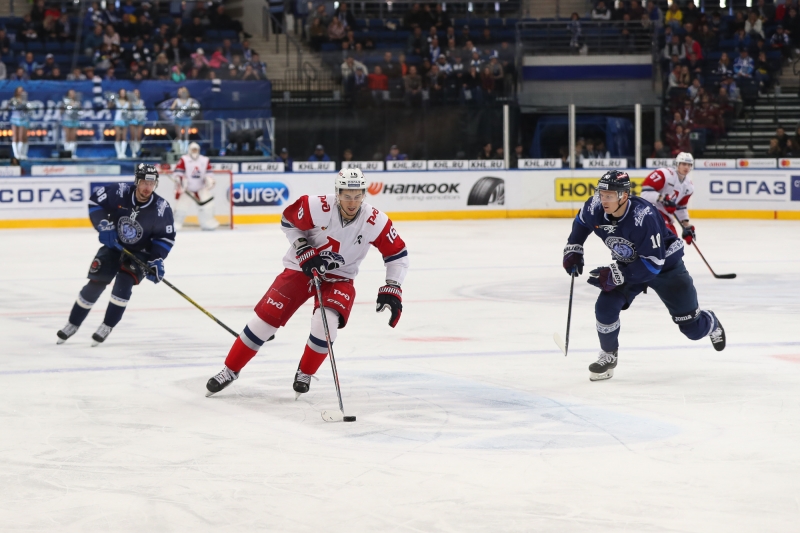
587, 194, 602, 216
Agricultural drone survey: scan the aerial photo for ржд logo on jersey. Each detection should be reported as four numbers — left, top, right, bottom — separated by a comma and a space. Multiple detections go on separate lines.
604, 236, 636, 263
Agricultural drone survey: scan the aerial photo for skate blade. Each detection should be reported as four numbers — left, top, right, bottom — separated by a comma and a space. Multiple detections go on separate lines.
321, 410, 344, 422
589, 368, 614, 381
205, 390, 216, 398
553, 333, 567, 355
91, 341, 100, 347
56, 338, 67, 345
295, 392, 302, 401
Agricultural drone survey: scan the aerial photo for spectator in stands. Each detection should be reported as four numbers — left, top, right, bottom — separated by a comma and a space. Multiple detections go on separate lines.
652, 140, 671, 158
208, 47, 228, 69
241, 65, 261, 81
721, 75, 742, 117
171, 64, 186, 82
592, 1, 612, 21
309, 144, 331, 162
696, 94, 724, 140
190, 48, 210, 77
429, 37, 442, 63
184, 16, 206, 44
212, 5, 245, 37
767, 138, 782, 156
470, 49, 483, 70
436, 54, 453, 75
687, 78, 702, 103
793, 126, 800, 150
328, 16, 346, 43
10, 67, 29, 81
0, 61, 6, 81
754, 51, 772, 92
378, 52, 399, 80
104, 24, 121, 47
663, 34, 686, 61
568, 12, 582, 52
404, 65, 423, 108
153, 53, 170, 79
345, 67, 369, 105
775, 127, 789, 151
665, 3, 683, 30
746, 11, 765, 39
386, 145, 408, 161
756, 0, 775, 22
407, 26, 427, 57
480, 66, 495, 102
308, 17, 327, 51
19, 53, 36, 77
734, 48, 754, 79
117, 13, 138, 43
461, 65, 481, 104
713, 52, 733, 76
579, 140, 600, 165
41, 54, 57, 75
667, 124, 692, 156
19, 13, 39, 43
397, 54, 409, 77
278, 148, 293, 171
457, 25, 471, 47
403, 3, 424, 30
784, 139, 799, 157
698, 23, 718, 52
770, 26, 791, 59
510, 144, 524, 168
678, 65, 691, 87
0, 28, 9, 57
646, 1, 662, 24
785, 8, 800, 49
619, 14, 636, 53
333, 2, 356, 30
683, 1, 701, 27
250, 54, 267, 77
476, 142, 494, 160
368, 65, 389, 103
684, 34, 703, 60
341, 56, 367, 81
341, 149, 354, 163
66, 67, 85, 81
166, 36, 185, 65
432, 4, 449, 31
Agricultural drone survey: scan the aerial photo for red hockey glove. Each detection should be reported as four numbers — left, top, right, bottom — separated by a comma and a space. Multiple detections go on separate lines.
376, 284, 402, 328
296, 245, 327, 278
587, 264, 625, 292
662, 198, 678, 214
682, 224, 696, 245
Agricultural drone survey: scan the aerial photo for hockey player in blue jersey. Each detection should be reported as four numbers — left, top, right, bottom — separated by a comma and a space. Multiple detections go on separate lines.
57, 164, 176, 346
562, 170, 725, 381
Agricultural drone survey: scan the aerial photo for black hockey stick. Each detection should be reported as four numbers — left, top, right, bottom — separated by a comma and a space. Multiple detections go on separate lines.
553, 268, 576, 356
312, 270, 356, 423
673, 215, 736, 279
121, 248, 238, 337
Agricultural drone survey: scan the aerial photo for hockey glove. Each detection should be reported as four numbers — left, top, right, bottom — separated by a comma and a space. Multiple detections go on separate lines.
662, 197, 678, 214
562, 244, 584, 276
296, 245, 327, 278
587, 264, 625, 292
376, 284, 403, 328
146, 258, 165, 284
97, 220, 122, 250
681, 224, 696, 245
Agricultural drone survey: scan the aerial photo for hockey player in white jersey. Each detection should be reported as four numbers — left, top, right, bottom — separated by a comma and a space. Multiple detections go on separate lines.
205, 168, 409, 397
640, 152, 697, 244
172, 142, 220, 231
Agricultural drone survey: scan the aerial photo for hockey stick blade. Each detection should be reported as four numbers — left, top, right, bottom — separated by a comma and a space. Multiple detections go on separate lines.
321, 410, 344, 422
553, 333, 567, 356
714, 273, 737, 279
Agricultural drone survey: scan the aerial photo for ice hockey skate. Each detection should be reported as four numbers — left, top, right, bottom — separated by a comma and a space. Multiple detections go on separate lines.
205, 366, 238, 397
91, 323, 113, 346
589, 351, 618, 381
56, 323, 79, 344
293, 367, 315, 399
708, 312, 726, 351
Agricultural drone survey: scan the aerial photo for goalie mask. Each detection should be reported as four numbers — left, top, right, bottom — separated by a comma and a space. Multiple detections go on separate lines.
188, 142, 201, 160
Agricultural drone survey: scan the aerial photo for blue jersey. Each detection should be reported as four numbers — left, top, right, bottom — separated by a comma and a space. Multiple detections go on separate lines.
88, 182, 176, 262
568, 195, 684, 285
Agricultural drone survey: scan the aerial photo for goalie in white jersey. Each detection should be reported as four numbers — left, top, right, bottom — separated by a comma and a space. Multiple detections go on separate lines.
205, 168, 409, 397
640, 152, 697, 245
172, 142, 220, 231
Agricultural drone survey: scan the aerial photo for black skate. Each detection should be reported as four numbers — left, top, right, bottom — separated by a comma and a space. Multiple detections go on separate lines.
708, 311, 726, 351
293, 367, 316, 399
589, 351, 618, 381
57, 322, 79, 344
206, 366, 238, 397
91, 323, 113, 346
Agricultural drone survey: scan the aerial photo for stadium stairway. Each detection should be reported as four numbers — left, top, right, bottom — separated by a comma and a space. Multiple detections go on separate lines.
249, 31, 326, 86
525, 0, 591, 19
702, 92, 800, 158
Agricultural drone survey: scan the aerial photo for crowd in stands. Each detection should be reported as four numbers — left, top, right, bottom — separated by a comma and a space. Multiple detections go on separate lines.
298, 2, 516, 107
766, 124, 800, 157
0, 0, 266, 82
650, 0, 799, 156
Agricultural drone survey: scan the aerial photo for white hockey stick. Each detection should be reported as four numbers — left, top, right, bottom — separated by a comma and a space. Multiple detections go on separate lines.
311, 270, 356, 423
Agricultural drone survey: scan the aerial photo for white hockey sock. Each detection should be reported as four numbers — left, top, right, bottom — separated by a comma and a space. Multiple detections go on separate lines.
114, 141, 121, 158
11, 142, 19, 159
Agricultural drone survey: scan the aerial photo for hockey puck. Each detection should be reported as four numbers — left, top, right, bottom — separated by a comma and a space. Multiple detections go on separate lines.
343, 415, 357, 422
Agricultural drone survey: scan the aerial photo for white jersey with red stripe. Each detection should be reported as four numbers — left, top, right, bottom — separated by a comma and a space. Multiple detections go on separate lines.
174, 154, 213, 193
280, 194, 409, 284
640, 166, 694, 222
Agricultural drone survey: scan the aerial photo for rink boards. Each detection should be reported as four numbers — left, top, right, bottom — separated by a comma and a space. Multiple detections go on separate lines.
1, 169, 799, 228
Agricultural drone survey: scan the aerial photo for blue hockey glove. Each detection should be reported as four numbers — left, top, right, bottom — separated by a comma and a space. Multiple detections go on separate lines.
562, 244, 584, 276
588, 264, 625, 292
97, 220, 122, 250
146, 258, 165, 284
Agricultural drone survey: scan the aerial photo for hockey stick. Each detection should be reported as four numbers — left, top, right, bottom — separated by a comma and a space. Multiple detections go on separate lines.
164, 173, 214, 206
672, 215, 736, 279
121, 248, 239, 337
311, 270, 356, 423
553, 268, 576, 356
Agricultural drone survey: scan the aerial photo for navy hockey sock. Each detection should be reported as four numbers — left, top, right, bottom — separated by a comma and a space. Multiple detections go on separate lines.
595, 294, 624, 353
675, 309, 715, 340
102, 274, 134, 327
68, 281, 107, 326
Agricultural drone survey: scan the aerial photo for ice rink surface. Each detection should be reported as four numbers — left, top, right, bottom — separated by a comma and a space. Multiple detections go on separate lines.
1, 218, 799, 532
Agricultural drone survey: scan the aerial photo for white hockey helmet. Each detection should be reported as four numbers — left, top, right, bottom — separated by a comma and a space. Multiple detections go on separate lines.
335, 168, 366, 194
187, 142, 201, 159
675, 152, 694, 168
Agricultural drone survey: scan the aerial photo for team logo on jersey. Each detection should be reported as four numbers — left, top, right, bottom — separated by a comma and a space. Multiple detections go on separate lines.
634, 205, 651, 227
117, 182, 130, 197
597, 224, 617, 234
117, 216, 144, 244
320, 250, 346, 271
157, 198, 168, 217
90, 258, 102, 273
588, 194, 601, 215
604, 236, 636, 263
